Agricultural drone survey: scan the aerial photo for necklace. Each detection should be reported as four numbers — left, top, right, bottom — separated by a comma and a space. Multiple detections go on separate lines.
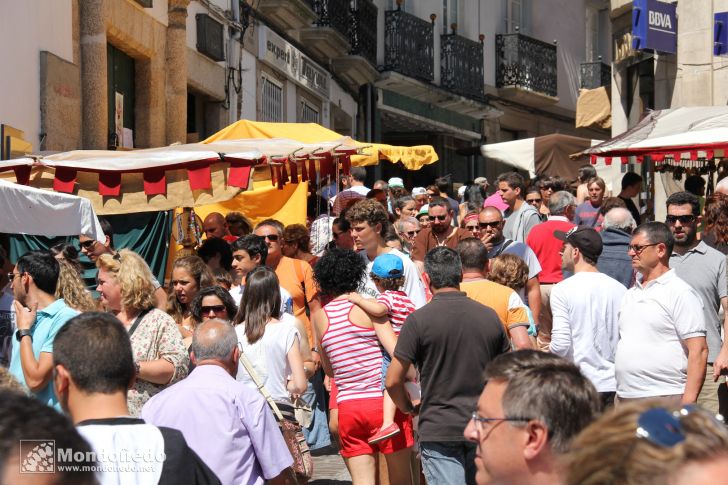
433, 228, 453, 247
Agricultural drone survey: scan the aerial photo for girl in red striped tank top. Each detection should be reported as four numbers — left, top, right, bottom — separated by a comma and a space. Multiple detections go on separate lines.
312, 248, 414, 484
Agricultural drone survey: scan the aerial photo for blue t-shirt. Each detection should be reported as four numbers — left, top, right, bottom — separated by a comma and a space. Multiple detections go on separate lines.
574, 201, 601, 227
9, 299, 78, 408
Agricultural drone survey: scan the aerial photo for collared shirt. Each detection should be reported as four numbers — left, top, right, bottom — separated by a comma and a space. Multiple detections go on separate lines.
615, 269, 706, 398
141, 365, 292, 485
670, 241, 728, 362
411, 227, 472, 262
9, 299, 77, 408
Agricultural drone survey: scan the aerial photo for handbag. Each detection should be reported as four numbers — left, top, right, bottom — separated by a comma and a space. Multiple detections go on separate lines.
293, 397, 313, 428
238, 350, 313, 481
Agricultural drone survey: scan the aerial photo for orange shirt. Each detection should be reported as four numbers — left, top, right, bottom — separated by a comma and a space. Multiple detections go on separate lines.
460, 279, 529, 337
275, 256, 318, 346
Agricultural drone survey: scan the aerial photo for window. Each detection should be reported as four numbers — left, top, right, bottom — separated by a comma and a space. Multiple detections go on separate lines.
196, 14, 225, 62
261, 77, 283, 122
505, 0, 528, 33
299, 99, 320, 123
442, 0, 459, 34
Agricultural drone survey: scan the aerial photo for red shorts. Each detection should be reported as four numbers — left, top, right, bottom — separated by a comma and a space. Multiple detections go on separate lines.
337, 397, 414, 458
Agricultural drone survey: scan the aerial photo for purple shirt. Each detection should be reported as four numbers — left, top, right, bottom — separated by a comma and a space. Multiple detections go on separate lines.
574, 201, 601, 227
141, 365, 292, 484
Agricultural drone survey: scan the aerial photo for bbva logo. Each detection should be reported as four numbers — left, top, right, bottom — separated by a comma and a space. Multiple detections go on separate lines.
649, 10, 673, 29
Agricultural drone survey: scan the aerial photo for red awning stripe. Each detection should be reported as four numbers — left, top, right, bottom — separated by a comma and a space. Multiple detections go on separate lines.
98, 172, 122, 196
143, 169, 166, 196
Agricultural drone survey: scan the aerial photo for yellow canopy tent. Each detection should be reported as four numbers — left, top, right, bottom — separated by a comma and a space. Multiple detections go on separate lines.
203, 120, 439, 170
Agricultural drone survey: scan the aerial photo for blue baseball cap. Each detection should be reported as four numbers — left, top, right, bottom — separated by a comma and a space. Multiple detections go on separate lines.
371, 253, 404, 279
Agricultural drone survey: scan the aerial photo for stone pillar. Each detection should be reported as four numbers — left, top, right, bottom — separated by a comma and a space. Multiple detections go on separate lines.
80, 0, 108, 149
166, 0, 190, 145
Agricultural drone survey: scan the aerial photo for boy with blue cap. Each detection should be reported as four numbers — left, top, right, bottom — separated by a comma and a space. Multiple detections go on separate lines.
349, 253, 417, 444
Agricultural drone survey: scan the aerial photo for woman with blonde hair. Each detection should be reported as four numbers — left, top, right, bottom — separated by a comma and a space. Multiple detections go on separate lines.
97, 249, 188, 416
565, 400, 728, 485
167, 255, 214, 339
488, 253, 537, 345
55, 259, 96, 312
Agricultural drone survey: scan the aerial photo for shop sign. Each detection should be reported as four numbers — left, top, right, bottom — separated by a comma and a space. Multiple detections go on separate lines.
632, 0, 677, 54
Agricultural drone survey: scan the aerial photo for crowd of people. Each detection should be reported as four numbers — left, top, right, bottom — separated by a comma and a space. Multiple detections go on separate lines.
0, 167, 727, 485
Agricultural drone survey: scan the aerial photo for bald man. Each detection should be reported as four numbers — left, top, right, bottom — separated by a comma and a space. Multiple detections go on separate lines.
142, 319, 294, 484
203, 212, 237, 243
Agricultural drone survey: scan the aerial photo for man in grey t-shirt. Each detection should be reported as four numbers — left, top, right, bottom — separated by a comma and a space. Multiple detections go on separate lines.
667, 192, 728, 414
497, 172, 541, 243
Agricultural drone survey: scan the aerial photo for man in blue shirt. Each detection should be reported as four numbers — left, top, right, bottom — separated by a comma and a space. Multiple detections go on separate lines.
9, 251, 77, 408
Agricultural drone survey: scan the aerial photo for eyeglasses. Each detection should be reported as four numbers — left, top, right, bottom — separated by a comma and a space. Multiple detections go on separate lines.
465, 225, 479, 232
665, 214, 696, 225
627, 242, 659, 254
201, 305, 227, 314
263, 234, 279, 242
7, 272, 19, 281
479, 221, 501, 229
526, 198, 542, 204
405, 230, 420, 237
79, 239, 96, 250
431, 214, 449, 222
470, 412, 533, 432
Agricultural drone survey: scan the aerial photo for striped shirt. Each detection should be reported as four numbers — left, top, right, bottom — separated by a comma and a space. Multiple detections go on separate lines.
376, 290, 416, 336
321, 298, 384, 404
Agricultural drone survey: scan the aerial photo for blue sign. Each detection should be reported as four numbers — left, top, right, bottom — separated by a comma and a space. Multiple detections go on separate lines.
715, 12, 728, 56
632, 0, 677, 54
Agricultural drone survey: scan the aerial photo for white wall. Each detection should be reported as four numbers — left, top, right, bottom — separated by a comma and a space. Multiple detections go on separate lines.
146, 0, 169, 26
0, 0, 73, 150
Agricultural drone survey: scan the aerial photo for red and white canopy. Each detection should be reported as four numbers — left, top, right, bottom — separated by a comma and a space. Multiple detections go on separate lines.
583, 107, 728, 164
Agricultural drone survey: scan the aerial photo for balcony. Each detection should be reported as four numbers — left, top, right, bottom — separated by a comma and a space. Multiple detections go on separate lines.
441, 33, 485, 100
495, 31, 558, 106
256, 0, 316, 32
383, 8, 434, 82
332, 0, 379, 89
299, 0, 351, 61
580, 61, 611, 89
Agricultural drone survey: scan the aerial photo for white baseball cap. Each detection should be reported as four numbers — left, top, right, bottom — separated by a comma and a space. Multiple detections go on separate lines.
388, 177, 404, 188
412, 187, 427, 196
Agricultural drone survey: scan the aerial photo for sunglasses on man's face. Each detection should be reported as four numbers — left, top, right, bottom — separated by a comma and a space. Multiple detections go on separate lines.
79, 239, 97, 250
263, 234, 279, 242
405, 230, 420, 237
665, 214, 696, 225
479, 221, 501, 229
431, 214, 449, 222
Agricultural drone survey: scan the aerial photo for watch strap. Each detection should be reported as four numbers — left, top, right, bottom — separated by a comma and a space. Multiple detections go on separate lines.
16, 329, 32, 341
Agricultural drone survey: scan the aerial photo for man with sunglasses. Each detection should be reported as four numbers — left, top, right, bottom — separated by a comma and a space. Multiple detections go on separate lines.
615, 222, 708, 405
463, 350, 600, 485
410, 197, 471, 264
666, 191, 728, 414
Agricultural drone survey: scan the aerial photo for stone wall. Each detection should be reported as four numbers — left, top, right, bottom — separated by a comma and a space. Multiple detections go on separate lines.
40, 52, 82, 152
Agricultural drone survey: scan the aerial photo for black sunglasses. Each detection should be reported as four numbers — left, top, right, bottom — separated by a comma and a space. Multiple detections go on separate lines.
526, 198, 542, 204
479, 221, 501, 229
263, 234, 279, 242
405, 230, 420, 237
432, 215, 449, 222
201, 305, 227, 314
665, 214, 696, 225
79, 239, 97, 249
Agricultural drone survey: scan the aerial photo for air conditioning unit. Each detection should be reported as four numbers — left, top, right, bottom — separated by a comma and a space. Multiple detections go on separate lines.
196, 14, 225, 62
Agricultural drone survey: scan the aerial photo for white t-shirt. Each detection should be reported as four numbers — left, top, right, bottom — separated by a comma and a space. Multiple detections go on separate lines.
235, 315, 300, 405
615, 270, 706, 398
229, 284, 293, 316
330, 186, 371, 205
360, 248, 427, 309
549, 272, 627, 392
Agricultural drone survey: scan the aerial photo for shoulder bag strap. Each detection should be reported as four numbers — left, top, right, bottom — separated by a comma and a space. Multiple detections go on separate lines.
238, 348, 284, 422
495, 239, 514, 257
128, 309, 152, 337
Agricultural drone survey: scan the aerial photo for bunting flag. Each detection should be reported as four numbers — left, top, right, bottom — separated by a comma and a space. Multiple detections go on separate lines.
340, 154, 351, 175
300, 159, 308, 182
288, 160, 298, 182
187, 164, 212, 191
98, 172, 122, 197
53, 167, 77, 193
13, 166, 30, 185
227, 166, 252, 189
143, 169, 166, 196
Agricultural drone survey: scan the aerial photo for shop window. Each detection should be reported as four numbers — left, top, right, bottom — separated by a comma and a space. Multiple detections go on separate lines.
261, 77, 283, 122
107, 44, 135, 148
299, 99, 320, 123
196, 14, 225, 62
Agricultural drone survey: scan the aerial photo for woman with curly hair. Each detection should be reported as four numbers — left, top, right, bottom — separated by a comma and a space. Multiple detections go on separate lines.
167, 256, 214, 339
55, 259, 96, 312
312, 248, 414, 484
190, 285, 238, 324
281, 224, 319, 267
488, 253, 537, 344
97, 250, 188, 415
703, 193, 728, 255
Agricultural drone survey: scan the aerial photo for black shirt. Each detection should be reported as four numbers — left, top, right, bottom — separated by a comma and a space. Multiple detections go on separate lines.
394, 292, 510, 442
619, 196, 641, 225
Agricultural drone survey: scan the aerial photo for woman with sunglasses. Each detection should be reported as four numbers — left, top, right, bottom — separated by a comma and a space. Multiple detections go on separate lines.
167, 256, 214, 340
526, 185, 548, 221
565, 400, 728, 485
394, 217, 421, 253
190, 285, 238, 323
96, 250, 188, 416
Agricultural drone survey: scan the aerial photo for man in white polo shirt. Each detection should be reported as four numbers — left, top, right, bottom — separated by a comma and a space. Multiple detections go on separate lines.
615, 222, 708, 405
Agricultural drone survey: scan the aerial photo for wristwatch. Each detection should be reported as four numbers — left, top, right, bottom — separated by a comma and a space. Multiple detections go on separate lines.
15, 329, 32, 342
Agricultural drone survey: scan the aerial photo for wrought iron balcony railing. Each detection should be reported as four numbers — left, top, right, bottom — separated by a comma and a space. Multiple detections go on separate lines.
441, 33, 485, 100
383, 8, 434, 82
308, 0, 350, 40
349, 0, 377, 65
495, 32, 558, 98
580, 61, 611, 89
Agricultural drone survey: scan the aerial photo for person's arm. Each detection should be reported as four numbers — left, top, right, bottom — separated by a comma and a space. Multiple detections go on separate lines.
286, 335, 308, 397
291, 318, 315, 380
385, 355, 417, 415
509, 326, 533, 350
714, 296, 728, 380
505, 291, 533, 350
683, 336, 708, 404
548, 287, 572, 356
12, 301, 55, 392
348, 292, 388, 317
311, 309, 334, 377
140, 314, 190, 385
138, 359, 176, 385
523, 211, 541, 240
372, 315, 398, 357
526, 277, 541, 326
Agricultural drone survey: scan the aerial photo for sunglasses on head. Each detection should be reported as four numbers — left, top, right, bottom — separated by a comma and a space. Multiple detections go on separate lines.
665, 214, 696, 225
479, 221, 501, 229
201, 305, 227, 314
636, 405, 724, 448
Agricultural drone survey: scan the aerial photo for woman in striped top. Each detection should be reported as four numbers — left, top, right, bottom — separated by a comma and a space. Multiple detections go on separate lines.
313, 249, 414, 484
